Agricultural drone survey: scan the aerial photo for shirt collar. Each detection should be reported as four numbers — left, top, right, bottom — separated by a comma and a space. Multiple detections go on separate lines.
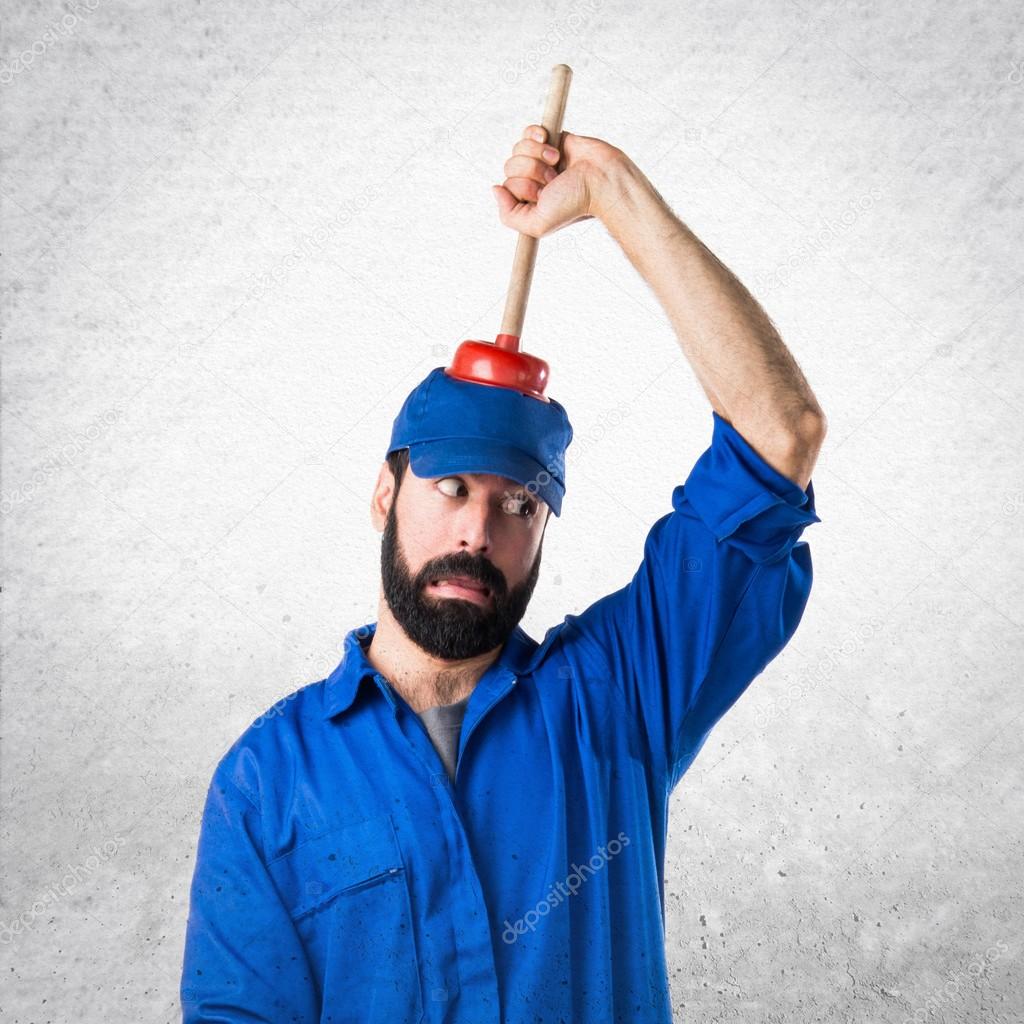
321, 620, 550, 720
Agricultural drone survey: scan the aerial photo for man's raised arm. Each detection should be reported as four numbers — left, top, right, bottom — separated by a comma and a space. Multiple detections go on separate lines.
493, 125, 827, 486
595, 152, 826, 487
495, 125, 825, 788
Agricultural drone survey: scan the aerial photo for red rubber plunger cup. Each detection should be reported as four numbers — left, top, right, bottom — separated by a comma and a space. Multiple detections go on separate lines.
445, 63, 573, 403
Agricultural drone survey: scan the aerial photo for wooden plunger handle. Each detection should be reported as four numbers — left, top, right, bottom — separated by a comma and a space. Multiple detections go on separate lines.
497, 63, 573, 350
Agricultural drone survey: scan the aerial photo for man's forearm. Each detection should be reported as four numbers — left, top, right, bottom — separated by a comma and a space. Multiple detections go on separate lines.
593, 155, 826, 487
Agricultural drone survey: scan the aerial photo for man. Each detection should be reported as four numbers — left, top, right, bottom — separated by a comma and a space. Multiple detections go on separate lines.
180, 124, 826, 1024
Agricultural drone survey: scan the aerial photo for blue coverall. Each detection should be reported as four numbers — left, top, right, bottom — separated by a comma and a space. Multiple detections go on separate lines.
181, 410, 820, 1023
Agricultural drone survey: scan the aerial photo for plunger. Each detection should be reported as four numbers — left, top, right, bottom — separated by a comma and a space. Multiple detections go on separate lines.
445, 63, 573, 403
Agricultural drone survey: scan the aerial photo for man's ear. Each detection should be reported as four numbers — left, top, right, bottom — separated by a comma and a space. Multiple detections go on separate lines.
370, 463, 395, 532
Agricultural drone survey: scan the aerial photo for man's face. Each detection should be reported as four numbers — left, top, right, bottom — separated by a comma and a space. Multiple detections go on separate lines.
374, 462, 551, 661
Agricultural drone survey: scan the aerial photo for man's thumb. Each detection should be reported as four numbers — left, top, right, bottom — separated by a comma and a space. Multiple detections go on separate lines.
492, 184, 515, 215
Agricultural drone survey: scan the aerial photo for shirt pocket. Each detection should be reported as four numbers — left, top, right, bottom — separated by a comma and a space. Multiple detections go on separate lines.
268, 813, 424, 1024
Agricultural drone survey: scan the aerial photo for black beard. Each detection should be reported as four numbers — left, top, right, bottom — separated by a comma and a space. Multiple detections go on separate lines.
380, 500, 544, 661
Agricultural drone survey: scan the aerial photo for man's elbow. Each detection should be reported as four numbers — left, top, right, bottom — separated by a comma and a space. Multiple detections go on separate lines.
731, 403, 827, 490
781, 407, 827, 490
798, 403, 827, 441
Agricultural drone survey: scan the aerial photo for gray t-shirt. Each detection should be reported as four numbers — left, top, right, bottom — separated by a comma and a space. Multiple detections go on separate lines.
417, 693, 472, 782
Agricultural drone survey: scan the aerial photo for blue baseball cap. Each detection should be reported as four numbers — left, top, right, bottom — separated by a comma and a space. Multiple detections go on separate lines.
385, 366, 573, 516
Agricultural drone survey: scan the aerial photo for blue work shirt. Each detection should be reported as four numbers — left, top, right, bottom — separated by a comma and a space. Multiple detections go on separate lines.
180, 410, 820, 1024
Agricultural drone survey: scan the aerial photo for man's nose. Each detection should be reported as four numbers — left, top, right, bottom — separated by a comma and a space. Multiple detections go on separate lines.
455, 497, 494, 553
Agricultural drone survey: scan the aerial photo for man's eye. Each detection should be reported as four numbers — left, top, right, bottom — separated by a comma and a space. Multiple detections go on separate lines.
437, 477, 466, 497
437, 479, 535, 517
502, 495, 536, 518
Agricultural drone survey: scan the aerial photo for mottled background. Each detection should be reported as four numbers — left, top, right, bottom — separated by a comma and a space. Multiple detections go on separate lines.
1, 0, 1021, 1020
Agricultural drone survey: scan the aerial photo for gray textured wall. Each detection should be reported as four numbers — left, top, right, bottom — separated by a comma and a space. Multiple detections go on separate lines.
2, 0, 1021, 1021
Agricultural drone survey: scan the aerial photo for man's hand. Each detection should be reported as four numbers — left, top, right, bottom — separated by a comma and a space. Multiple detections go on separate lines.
492, 124, 623, 238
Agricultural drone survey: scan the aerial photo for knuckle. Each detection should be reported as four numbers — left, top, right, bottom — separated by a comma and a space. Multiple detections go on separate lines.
514, 139, 548, 161
505, 155, 544, 180
508, 176, 539, 201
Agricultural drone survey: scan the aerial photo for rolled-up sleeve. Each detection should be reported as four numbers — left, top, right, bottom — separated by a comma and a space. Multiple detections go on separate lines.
180, 765, 319, 1023
564, 411, 820, 791
683, 410, 820, 564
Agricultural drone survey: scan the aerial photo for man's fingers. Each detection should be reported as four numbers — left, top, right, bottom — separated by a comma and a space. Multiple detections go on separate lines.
503, 155, 556, 186
492, 184, 518, 216
491, 184, 532, 224
492, 124, 559, 233
501, 175, 543, 203
492, 180, 541, 211
512, 137, 560, 164
491, 185, 543, 237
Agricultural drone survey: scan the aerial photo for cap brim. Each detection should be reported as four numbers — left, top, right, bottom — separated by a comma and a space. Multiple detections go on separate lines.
406, 437, 564, 517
